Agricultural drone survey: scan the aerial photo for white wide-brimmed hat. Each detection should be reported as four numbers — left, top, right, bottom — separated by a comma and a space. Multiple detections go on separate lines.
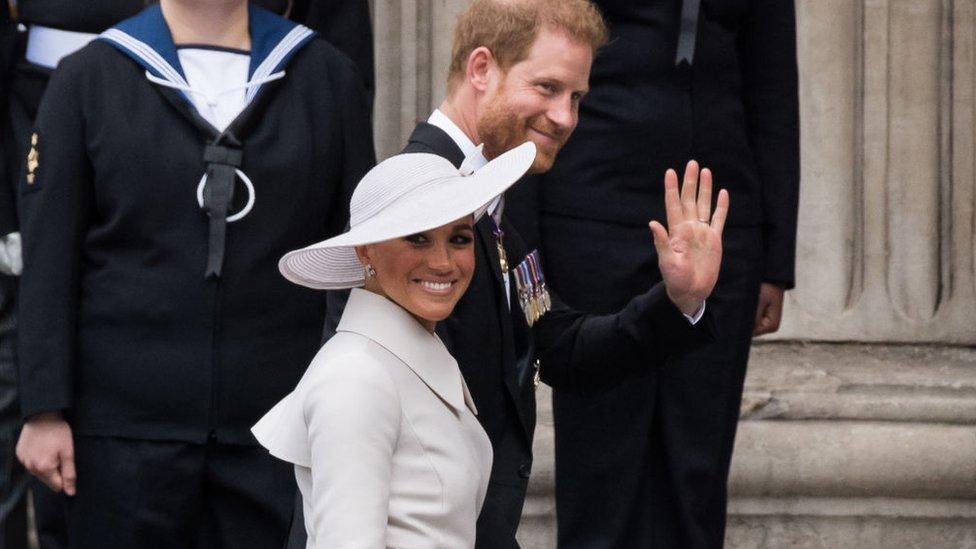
279, 142, 536, 289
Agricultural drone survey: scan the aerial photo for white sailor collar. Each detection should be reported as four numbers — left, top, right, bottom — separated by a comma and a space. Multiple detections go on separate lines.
337, 289, 477, 415
97, 3, 316, 107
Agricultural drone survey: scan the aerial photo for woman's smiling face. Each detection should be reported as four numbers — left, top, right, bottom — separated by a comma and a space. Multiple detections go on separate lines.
357, 216, 476, 332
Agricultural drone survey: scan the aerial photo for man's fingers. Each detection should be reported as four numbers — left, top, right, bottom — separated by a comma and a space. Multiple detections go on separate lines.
711, 189, 729, 235
764, 291, 784, 334
649, 221, 670, 255
680, 160, 699, 218
39, 462, 64, 493
754, 318, 777, 336
61, 451, 77, 496
664, 169, 682, 229
753, 299, 769, 336
697, 168, 713, 222
752, 288, 784, 336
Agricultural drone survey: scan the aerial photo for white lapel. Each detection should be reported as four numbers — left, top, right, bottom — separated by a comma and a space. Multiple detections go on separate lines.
338, 289, 473, 414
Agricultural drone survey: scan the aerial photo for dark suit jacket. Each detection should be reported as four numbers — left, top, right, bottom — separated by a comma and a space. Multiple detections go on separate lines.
321, 122, 714, 548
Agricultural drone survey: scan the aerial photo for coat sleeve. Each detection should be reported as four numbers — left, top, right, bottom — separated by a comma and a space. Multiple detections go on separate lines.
0, 5, 19, 236
328, 51, 375, 237
533, 281, 716, 396
738, 0, 800, 288
303, 353, 401, 547
17, 57, 93, 417
322, 50, 374, 343
296, 0, 374, 108
503, 212, 716, 396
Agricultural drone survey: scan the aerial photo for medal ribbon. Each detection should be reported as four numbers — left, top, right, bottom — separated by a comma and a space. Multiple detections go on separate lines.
513, 250, 552, 326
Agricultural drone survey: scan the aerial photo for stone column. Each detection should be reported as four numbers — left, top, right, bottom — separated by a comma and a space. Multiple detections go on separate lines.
371, 0, 470, 160
772, 0, 976, 344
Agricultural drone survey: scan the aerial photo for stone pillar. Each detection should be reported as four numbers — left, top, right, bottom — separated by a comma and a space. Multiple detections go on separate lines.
726, 5, 976, 540
371, 0, 470, 160
773, 0, 976, 344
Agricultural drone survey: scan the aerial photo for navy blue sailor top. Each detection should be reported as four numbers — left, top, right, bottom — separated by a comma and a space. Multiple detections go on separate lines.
17, 4, 375, 444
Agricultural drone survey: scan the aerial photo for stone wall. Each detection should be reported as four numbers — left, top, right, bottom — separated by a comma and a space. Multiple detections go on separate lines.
368, 1, 976, 547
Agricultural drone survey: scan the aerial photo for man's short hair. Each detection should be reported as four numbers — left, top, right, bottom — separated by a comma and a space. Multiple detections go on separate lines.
447, 0, 609, 93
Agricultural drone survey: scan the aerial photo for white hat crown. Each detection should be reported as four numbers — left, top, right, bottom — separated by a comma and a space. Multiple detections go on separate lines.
349, 153, 465, 227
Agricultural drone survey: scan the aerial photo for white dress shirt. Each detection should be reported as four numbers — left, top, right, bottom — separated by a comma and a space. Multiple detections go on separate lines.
253, 289, 492, 548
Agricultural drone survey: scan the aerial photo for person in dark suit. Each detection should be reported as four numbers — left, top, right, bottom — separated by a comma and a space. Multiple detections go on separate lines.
505, 0, 800, 546
12, 1, 374, 546
317, 1, 732, 547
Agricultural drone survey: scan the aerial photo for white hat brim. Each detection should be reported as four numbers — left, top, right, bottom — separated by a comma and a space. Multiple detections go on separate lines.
279, 142, 536, 290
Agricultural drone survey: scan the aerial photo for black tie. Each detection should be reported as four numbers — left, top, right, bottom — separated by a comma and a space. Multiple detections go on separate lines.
675, 0, 701, 65
201, 143, 243, 278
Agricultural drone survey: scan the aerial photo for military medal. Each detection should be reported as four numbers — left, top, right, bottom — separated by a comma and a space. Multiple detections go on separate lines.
513, 250, 552, 326
26, 133, 39, 185
486, 211, 508, 275
496, 237, 508, 274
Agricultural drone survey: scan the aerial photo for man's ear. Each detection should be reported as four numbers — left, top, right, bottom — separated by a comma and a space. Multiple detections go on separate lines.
466, 46, 495, 93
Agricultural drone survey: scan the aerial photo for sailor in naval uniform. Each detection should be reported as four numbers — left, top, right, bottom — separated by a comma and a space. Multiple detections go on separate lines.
0, 2, 372, 547
12, 1, 374, 546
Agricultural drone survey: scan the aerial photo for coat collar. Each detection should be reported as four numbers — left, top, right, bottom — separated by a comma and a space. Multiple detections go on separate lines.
97, 3, 316, 107
338, 289, 478, 415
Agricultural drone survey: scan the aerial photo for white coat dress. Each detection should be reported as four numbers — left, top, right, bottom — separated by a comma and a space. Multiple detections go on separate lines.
253, 288, 492, 548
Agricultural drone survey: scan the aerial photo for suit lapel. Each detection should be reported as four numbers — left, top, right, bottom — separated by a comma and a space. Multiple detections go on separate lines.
404, 123, 466, 167
500, 216, 537, 436
476, 217, 522, 405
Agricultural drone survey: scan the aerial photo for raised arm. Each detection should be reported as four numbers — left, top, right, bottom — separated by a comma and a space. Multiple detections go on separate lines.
535, 161, 728, 394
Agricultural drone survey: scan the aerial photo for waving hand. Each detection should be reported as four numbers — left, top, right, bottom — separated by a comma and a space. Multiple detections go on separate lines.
648, 160, 729, 316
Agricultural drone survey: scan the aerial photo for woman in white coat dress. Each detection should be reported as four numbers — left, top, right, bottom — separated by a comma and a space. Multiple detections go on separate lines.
253, 142, 537, 548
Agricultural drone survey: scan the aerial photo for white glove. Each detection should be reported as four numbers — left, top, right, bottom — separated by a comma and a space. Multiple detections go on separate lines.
0, 232, 23, 276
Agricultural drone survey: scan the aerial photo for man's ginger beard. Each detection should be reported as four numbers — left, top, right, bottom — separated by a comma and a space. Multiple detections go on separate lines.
476, 79, 567, 174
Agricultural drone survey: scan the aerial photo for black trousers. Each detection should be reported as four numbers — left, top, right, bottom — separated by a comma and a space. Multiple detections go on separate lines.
543, 215, 763, 549
68, 436, 295, 549
33, 478, 69, 549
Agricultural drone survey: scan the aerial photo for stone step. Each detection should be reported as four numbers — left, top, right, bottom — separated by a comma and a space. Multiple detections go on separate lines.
516, 342, 976, 548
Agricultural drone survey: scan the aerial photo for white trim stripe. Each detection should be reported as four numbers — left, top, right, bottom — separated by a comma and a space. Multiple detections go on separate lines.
245, 26, 313, 102
101, 29, 188, 87
252, 26, 311, 80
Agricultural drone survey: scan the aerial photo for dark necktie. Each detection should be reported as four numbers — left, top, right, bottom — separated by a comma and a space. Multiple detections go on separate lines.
675, 0, 701, 65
